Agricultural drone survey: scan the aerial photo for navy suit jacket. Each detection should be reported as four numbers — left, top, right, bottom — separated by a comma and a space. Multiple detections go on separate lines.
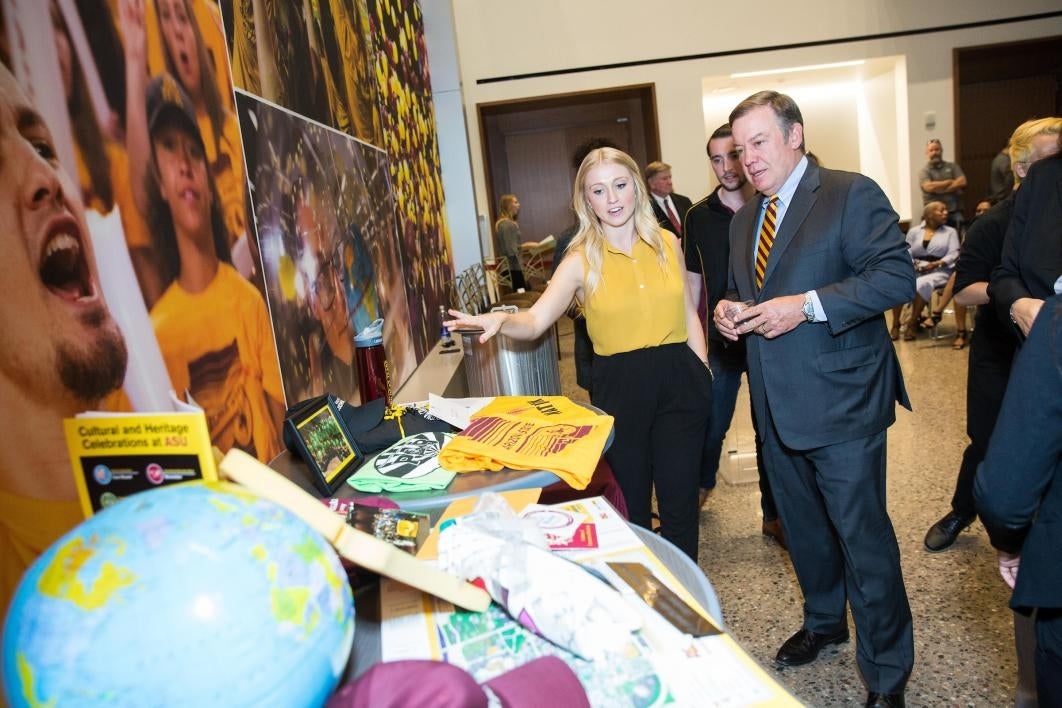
975, 296, 1062, 611
989, 155, 1062, 331
728, 163, 914, 450
651, 193, 692, 237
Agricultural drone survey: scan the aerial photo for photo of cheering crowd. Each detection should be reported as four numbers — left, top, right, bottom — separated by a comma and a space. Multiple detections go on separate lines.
236, 93, 415, 404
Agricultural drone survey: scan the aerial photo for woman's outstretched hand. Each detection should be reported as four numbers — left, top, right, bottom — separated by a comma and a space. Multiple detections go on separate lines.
444, 308, 508, 343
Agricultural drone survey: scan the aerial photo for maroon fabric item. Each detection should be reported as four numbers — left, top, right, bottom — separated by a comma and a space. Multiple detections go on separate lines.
483, 657, 590, 708
539, 457, 628, 518
327, 661, 487, 708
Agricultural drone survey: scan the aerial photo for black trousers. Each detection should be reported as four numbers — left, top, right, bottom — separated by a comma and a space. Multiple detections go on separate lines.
1036, 608, 1062, 706
760, 408, 913, 694
701, 342, 777, 521
952, 328, 1013, 516
571, 317, 594, 395
592, 343, 712, 559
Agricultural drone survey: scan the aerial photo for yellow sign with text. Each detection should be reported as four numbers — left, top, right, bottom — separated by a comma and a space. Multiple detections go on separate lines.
64, 411, 218, 518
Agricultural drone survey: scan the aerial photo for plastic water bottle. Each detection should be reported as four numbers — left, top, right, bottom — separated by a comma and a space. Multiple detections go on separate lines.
354, 319, 389, 405
440, 305, 457, 350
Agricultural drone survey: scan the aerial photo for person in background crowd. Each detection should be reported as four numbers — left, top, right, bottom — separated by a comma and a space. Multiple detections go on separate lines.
495, 193, 526, 292
684, 123, 783, 549
988, 146, 1013, 204
990, 135, 1062, 340
294, 176, 357, 399
975, 296, 1062, 707
448, 147, 712, 560
716, 91, 914, 708
50, 2, 163, 306
0, 64, 128, 616
645, 160, 692, 242
889, 201, 960, 344
919, 138, 967, 233
924, 116, 1059, 708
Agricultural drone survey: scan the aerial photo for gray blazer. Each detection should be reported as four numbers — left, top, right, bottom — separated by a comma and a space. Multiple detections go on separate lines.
728, 163, 914, 450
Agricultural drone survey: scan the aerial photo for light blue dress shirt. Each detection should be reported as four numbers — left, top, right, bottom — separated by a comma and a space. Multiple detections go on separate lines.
752, 156, 826, 321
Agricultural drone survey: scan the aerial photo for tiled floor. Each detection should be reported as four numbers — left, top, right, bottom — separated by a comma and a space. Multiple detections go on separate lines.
555, 316, 1019, 707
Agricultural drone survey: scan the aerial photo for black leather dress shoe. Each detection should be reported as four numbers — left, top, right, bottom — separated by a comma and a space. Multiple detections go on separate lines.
775, 627, 849, 666
924, 510, 975, 552
865, 691, 905, 707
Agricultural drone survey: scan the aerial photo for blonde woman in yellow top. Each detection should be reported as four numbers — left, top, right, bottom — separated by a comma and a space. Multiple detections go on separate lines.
447, 148, 712, 559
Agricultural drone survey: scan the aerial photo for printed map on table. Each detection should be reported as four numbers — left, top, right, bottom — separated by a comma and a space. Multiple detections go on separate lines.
381, 578, 671, 706
382, 495, 797, 706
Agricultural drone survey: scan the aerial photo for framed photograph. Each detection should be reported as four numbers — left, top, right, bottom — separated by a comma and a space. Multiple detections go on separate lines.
284, 396, 364, 495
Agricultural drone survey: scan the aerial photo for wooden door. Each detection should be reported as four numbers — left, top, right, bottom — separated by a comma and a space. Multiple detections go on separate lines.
955, 36, 1062, 216
479, 85, 658, 250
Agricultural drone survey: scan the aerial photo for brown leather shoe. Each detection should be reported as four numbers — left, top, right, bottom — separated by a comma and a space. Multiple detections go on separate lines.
762, 518, 788, 550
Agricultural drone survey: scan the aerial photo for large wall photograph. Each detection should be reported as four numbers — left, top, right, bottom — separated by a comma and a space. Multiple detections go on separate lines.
220, 0, 383, 146
1, 0, 454, 462
1, 0, 284, 462
365, 0, 452, 359
220, 0, 454, 369
236, 93, 415, 404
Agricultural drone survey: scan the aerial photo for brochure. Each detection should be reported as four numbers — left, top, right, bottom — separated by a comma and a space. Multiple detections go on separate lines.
64, 410, 218, 517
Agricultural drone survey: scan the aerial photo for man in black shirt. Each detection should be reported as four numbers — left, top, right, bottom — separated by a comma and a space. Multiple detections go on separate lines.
684, 124, 782, 547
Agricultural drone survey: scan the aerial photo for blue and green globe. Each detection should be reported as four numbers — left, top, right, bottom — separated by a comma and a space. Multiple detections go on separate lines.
2, 481, 354, 707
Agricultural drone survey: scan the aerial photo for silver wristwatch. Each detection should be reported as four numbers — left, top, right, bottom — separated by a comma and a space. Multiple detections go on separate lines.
802, 291, 815, 323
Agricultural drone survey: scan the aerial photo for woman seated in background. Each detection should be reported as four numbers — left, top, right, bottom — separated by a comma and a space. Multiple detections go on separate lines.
447, 148, 712, 561
890, 200, 960, 343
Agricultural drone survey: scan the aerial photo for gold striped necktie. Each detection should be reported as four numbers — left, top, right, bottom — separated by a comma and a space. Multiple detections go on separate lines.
756, 195, 779, 288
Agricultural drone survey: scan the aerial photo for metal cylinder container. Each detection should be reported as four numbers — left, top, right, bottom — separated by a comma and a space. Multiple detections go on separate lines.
459, 319, 560, 397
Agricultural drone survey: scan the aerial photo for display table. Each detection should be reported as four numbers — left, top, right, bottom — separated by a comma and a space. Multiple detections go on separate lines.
268, 399, 616, 519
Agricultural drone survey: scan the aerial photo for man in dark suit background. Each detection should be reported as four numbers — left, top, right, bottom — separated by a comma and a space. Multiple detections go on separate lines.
989, 148, 1062, 339
714, 91, 915, 708
645, 160, 692, 241
975, 296, 1062, 706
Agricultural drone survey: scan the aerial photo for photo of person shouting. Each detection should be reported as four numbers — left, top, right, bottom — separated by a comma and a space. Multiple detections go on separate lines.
0, 64, 128, 614
144, 73, 284, 461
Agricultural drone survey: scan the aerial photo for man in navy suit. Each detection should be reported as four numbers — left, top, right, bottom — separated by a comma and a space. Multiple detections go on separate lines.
714, 91, 915, 708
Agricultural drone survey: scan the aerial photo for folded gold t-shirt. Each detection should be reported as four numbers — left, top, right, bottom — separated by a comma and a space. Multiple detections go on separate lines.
438, 396, 613, 490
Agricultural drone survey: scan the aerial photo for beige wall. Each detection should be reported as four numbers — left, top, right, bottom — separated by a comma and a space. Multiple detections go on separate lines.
448, 0, 1062, 233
